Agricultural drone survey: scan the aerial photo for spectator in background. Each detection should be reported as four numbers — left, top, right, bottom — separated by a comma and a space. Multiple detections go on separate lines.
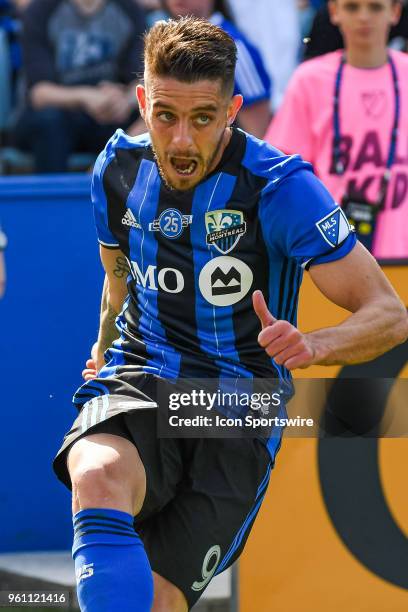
11, 0, 31, 10
226, 0, 300, 111
0, 0, 22, 102
162, 0, 272, 137
0, 225, 7, 298
304, 0, 408, 58
266, 0, 408, 259
12, 0, 147, 173
134, 0, 166, 25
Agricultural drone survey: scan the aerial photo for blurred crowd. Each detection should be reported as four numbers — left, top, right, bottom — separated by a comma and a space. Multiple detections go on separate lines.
0, 0, 408, 291
0, 0, 357, 174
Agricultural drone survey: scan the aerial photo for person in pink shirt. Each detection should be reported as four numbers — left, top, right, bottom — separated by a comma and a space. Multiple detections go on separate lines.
266, 0, 408, 259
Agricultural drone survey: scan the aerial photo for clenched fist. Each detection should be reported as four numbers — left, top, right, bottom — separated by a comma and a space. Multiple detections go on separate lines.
253, 290, 315, 370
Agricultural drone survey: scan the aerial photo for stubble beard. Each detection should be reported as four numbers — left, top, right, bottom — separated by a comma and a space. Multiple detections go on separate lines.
150, 130, 227, 192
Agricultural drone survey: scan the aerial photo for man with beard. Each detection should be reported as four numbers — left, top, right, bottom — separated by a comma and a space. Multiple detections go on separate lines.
53, 16, 407, 612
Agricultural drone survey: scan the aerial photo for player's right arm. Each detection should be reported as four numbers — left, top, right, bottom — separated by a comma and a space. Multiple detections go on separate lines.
91, 246, 129, 375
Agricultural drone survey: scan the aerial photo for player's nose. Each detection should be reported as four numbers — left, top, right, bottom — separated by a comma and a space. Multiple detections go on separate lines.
172, 121, 194, 149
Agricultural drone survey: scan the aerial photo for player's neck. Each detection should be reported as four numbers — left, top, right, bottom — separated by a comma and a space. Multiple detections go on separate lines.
208, 128, 232, 174
345, 45, 388, 69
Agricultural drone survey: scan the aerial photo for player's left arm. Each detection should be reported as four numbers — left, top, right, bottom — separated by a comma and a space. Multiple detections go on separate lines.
254, 242, 408, 369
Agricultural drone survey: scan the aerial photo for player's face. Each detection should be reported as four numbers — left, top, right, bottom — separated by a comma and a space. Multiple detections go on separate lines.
164, 0, 215, 19
329, 0, 401, 46
137, 76, 242, 191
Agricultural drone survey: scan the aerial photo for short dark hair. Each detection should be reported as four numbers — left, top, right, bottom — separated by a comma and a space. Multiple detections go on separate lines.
144, 17, 237, 97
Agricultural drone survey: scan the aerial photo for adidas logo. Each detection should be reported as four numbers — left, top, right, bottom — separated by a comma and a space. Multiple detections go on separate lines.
122, 209, 141, 229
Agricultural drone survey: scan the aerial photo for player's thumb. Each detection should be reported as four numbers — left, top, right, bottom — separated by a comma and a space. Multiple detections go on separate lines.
252, 290, 276, 329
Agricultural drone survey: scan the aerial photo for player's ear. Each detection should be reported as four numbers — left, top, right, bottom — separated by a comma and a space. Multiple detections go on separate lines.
328, 0, 339, 26
136, 84, 147, 120
391, 0, 402, 26
227, 94, 243, 126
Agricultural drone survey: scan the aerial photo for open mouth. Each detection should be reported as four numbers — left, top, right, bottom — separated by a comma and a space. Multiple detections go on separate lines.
170, 157, 198, 176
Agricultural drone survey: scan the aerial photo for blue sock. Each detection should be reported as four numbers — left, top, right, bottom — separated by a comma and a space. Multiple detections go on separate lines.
72, 508, 153, 612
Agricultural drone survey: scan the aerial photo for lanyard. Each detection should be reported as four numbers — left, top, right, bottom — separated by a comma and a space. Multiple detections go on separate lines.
332, 54, 400, 206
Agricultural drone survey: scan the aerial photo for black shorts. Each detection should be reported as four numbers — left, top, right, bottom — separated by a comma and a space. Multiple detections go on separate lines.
53, 374, 281, 609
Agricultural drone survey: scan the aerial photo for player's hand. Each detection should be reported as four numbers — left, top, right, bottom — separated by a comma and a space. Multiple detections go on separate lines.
252, 290, 315, 370
81, 342, 99, 381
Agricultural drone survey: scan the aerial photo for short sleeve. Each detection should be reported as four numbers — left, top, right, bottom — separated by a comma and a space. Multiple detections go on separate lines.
265, 68, 313, 163
259, 168, 356, 269
92, 152, 120, 249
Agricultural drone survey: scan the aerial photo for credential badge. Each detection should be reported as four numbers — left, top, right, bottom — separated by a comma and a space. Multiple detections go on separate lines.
205, 209, 246, 254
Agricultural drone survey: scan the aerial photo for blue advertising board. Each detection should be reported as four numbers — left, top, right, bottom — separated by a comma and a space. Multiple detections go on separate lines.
0, 174, 104, 552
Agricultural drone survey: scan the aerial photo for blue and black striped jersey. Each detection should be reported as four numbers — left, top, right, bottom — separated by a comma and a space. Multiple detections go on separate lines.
93, 127, 356, 381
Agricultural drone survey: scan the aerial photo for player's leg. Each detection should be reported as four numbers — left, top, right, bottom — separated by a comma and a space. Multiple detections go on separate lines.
54, 392, 187, 612
68, 432, 146, 515
152, 572, 188, 612
67, 431, 153, 612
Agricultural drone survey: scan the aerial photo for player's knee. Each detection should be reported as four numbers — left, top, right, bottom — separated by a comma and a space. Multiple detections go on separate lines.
69, 458, 127, 512
67, 435, 146, 514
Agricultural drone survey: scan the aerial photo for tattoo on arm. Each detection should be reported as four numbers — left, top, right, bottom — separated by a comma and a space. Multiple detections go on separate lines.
113, 256, 130, 279
99, 302, 120, 355
96, 277, 120, 365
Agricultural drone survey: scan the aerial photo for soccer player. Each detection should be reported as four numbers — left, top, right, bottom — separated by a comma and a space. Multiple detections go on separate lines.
266, 0, 408, 258
53, 17, 407, 612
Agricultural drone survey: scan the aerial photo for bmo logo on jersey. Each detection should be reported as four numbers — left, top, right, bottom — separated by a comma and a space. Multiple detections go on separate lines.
199, 256, 253, 306
130, 261, 184, 293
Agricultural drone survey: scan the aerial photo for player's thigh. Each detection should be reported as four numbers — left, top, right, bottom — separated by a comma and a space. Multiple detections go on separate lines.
137, 437, 275, 610
67, 431, 147, 515
54, 399, 184, 519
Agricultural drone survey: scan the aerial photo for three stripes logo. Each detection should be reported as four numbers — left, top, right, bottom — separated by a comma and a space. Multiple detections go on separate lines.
81, 396, 110, 433
122, 208, 141, 229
